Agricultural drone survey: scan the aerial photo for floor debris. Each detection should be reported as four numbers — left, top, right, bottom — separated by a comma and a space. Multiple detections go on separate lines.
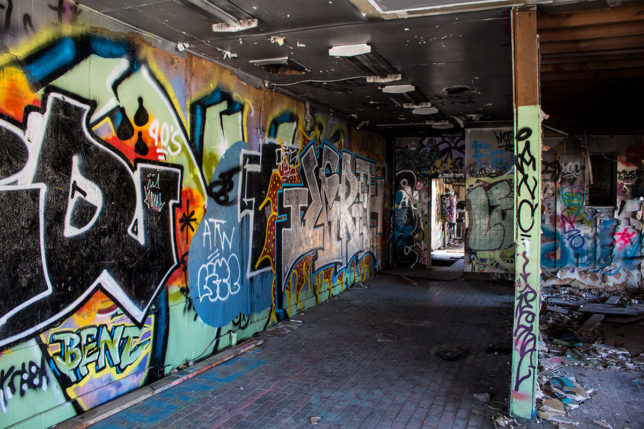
538, 284, 644, 425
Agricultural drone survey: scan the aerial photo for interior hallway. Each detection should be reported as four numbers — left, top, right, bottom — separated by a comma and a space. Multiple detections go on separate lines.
86, 274, 517, 428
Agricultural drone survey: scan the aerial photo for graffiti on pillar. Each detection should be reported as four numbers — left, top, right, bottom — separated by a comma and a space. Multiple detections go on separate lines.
464, 128, 514, 276
510, 108, 541, 418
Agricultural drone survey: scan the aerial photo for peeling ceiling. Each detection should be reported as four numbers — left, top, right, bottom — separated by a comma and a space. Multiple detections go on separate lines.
78, 0, 516, 132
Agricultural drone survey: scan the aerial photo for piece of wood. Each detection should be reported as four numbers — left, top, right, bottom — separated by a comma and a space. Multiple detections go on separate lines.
579, 313, 604, 332
540, 58, 644, 73
513, 8, 539, 106
605, 296, 621, 304
546, 298, 581, 308
603, 314, 644, 324
541, 67, 644, 81
540, 21, 644, 44
546, 305, 570, 314
541, 35, 644, 55
538, 4, 644, 30
578, 303, 639, 316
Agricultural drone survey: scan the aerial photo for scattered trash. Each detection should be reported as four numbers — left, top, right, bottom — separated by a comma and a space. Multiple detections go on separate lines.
549, 377, 590, 408
551, 329, 582, 347
375, 332, 398, 343
310, 416, 321, 425
356, 282, 369, 288
493, 414, 515, 427
538, 284, 644, 426
437, 347, 467, 361
593, 419, 613, 429
262, 320, 303, 337
473, 392, 491, 402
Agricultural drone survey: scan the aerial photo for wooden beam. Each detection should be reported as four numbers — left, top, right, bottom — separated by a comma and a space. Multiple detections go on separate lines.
541, 58, 644, 72
541, 35, 644, 55
542, 67, 644, 81
539, 21, 644, 43
538, 4, 644, 30
513, 8, 539, 106
541, 52, 644, 65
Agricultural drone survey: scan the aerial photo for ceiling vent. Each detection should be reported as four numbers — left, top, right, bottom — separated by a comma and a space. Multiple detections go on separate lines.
184, 0, 258, 32
249, 57, 307, 75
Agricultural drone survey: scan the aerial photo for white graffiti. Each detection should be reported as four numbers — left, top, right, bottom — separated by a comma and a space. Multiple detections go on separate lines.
148, 118, 182, 158
143, 173, 166, 212
197, 251, 241, 302
197, 218, 241, 302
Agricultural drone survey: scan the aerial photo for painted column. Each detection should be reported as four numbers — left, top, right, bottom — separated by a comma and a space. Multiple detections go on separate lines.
509, 7, 542, 420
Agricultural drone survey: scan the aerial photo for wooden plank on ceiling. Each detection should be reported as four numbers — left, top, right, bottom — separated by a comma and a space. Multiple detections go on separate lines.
541, 35, 644, 55
539, 21, 644, 43
540, 58, 644, 72
538, 4, 644, 29
541, 51, 644, 65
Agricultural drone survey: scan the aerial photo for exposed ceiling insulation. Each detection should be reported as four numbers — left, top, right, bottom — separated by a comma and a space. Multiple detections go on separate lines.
77, 0, 515, 132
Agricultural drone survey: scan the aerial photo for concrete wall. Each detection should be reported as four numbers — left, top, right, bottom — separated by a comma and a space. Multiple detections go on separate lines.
541, 136, 643, 289
393, 136, 464, 267
464, 128, 514, 278
0, 2, 388, 427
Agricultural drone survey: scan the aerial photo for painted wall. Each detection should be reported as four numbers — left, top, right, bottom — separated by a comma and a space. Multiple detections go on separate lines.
0, 2, 387, 427
464, 128, 515, 277
393, 136, 464, 267
541, 136, 643, 289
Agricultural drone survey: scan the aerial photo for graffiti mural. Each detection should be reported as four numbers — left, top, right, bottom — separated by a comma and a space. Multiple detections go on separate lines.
0, 3, 387, 427
395, 136, 464, 178
392, 170, 426, 268
540, 139, 643, 289
464, 128, 514, 276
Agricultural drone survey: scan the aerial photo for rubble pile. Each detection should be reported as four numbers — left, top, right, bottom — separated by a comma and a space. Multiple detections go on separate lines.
537, 284, 644, 425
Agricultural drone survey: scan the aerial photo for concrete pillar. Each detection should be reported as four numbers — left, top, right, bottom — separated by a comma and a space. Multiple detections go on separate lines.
510, 7, 542, 420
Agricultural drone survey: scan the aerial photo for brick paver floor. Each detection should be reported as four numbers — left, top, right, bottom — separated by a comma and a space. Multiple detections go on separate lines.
89, 274, 644, 428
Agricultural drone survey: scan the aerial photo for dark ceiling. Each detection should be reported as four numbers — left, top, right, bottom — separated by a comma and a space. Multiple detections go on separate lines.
78, 0, 515, 133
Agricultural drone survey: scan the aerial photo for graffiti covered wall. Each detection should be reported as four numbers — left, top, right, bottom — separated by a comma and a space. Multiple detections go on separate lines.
0, 2, 387, 427
464, 128, 515, 277
541, 136, 643, 289
393, 136, 464, 267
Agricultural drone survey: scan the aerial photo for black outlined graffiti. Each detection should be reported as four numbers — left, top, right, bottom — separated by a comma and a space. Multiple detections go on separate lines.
0, 354, 48, 413
208, 166, 241, 206
466, 178, 513, 251
0, 92, 182, 348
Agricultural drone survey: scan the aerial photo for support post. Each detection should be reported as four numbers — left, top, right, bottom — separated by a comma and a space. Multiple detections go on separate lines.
510, 7, 542, 420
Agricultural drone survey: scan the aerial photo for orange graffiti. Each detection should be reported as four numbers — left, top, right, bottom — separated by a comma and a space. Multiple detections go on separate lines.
285, 254, 312, 311
315, 265, 335, 301
0, 67, 41, 121
358, 254, 372, 282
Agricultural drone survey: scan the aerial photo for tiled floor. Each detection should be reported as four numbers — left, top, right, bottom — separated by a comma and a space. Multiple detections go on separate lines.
88, 273, 644, 428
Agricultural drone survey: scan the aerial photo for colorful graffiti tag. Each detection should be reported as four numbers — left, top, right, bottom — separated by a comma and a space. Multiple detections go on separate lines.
464, 128, 514, 277
0, 7, 387, 428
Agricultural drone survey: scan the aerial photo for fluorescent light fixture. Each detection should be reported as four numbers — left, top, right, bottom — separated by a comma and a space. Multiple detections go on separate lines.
403, 102, 432, 109
329, 43, 371, 57
382, 84, 415, 93
412, 107, 438, 115
431, 120, 454, 129
366, 74, 401, 83
185, 0, 258, 32
213, 18, 258, 32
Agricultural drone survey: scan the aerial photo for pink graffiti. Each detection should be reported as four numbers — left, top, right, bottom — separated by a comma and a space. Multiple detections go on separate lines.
615, 228, 637, 250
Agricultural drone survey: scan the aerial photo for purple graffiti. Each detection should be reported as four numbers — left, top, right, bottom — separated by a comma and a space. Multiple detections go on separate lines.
512, 251, 538, 392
